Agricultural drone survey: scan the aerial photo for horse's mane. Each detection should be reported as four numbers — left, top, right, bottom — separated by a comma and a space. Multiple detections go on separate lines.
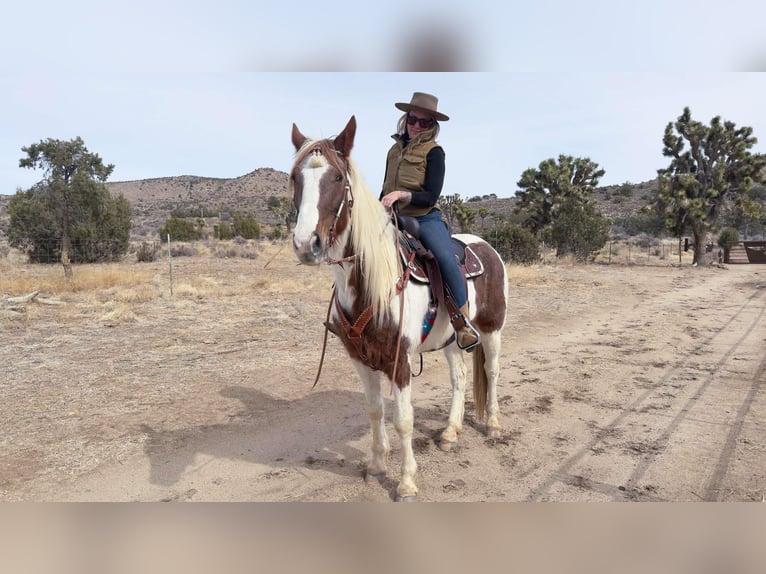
346, 157, 399, 322
294, 138, 399, 323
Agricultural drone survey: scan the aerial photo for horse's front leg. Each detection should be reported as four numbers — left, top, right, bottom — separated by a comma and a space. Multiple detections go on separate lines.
353, 362, 390, 481
392, 382, 418, 501
438, 343, 468, 451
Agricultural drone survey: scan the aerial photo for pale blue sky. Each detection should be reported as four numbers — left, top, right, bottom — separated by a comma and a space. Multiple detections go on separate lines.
3, 73, 766, 200
2, 1, 766, 199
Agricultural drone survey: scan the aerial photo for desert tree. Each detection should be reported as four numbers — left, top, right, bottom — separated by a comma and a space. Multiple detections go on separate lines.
10, 137, 128, 276
720, 184, 766, 239
453, 203, 476, 233
477, 207, 490, 235
653, 107, 766, 265
438, 193, 462, 230
515, 154, 605, 236
268, 196, 296, 235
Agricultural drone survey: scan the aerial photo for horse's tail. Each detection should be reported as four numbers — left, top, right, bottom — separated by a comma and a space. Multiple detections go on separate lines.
472, 342, 487, 421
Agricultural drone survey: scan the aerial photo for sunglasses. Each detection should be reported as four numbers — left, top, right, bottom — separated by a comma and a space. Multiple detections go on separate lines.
406, 114, 435, 129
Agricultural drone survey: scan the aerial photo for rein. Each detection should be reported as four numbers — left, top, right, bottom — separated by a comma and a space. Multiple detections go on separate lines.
311, 202, 418, 391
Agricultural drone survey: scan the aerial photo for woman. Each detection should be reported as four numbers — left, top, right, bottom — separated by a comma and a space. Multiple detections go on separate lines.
380, 91, 479, 351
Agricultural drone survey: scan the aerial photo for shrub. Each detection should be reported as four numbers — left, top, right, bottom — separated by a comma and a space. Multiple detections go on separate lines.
233, 214, 260, 239
611, 212, 666, 237
170, 244, 197, 257
550, 199, 610, 261
136, 241, 160, 262
269, 224, 286, 240
487, 223, 539, 264
718, 227, 739, 263
159, 217, 202, 241
718, 227, 739, 248
214, 223, 234, 240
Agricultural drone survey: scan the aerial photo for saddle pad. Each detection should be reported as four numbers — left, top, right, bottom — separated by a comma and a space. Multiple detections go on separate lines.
400, 238, 485, 285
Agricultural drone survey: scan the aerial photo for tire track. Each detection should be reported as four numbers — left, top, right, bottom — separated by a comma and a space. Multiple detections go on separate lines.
703, 351, 766, 501
525, 277, 765, 502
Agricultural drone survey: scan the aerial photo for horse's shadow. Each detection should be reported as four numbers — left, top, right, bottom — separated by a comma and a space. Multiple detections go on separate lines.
139, 385, 453, 500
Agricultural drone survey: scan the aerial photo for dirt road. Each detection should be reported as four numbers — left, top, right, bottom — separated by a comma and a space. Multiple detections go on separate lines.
2, 248, 764, 501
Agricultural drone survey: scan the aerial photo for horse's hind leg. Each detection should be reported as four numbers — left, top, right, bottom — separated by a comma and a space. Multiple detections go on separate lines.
481, 330, 503, 438
438, 343, 467, 451
354, 363, 390, 480
392, 383, 418, 500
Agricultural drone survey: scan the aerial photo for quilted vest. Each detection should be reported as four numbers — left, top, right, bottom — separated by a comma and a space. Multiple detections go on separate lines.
382, 134, 441, 217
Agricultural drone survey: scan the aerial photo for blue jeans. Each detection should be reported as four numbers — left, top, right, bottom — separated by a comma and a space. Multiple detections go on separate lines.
416, 209, 467, 308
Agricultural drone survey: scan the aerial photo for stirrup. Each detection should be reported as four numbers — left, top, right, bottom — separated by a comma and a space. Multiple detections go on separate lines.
456, 323, 481, 352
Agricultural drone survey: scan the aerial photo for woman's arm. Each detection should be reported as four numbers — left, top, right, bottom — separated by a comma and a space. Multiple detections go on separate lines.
409, 146, 445, 208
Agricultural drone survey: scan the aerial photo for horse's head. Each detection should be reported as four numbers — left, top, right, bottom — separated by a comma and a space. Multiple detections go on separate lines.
290, 116, 357, 265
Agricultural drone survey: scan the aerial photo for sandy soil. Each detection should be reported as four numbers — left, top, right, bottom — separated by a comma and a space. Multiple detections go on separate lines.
1, 245, 765, 502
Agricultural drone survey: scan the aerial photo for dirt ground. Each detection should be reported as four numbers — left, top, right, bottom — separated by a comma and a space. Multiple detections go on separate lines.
1, 244, 765, 502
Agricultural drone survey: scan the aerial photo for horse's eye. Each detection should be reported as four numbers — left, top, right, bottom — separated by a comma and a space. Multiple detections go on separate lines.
335, 174, 343, 182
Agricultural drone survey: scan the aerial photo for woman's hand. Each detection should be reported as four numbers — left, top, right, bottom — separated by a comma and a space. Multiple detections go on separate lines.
381, 190, 410, 210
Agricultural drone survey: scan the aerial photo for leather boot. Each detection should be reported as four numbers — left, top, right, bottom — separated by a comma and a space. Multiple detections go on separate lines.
456, 302, 480, 352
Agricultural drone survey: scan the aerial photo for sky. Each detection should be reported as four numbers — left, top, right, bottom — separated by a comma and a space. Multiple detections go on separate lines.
2, 1, 766, 200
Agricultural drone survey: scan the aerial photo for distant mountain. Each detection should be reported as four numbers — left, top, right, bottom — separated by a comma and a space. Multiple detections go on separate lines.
0, 169, 659, 241
105, 168, 289, 237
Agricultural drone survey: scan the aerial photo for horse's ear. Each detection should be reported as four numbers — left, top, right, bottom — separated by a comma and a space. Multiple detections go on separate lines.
333, 116, 356, 157
291, 123, 307, 151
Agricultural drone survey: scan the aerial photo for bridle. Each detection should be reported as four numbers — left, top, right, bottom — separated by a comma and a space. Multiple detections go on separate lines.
326, 180, 356, 265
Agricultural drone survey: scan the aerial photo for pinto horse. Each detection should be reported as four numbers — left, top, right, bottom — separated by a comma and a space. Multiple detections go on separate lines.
290, 116, 508, 501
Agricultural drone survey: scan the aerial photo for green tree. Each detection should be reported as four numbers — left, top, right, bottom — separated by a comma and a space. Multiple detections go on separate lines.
515, 155, 605, 236
10, 137, 127, 275
654, 107, 766, 265
549, 198, 610, 261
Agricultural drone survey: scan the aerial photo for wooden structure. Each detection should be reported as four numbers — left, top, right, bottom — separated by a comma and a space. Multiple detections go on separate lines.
726, 241, 766, 264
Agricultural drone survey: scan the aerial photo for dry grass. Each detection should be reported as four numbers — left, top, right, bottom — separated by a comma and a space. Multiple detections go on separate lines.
0, 261, 155, 298
0, 237, 701, 334
506, 263, 547, 287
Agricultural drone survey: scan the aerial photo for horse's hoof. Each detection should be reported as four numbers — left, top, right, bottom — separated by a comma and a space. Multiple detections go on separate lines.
438, 439, 457, 452
395, 494, 417, 503
364, 472, 386, 485
487, 428, 502, 439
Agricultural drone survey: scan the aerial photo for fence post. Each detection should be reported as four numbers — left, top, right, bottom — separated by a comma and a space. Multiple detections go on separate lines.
167, 233, 173, 297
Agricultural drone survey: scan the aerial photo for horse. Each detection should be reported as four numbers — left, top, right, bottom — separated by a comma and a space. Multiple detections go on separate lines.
290, 116, 508, 501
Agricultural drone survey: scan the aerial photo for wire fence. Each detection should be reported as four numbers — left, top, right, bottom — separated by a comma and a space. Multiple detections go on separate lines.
2, 235, 755, 267
5, 238, 130, 264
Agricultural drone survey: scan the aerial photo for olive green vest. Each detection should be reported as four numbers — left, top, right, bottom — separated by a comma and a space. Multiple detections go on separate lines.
382, 135, 440, 217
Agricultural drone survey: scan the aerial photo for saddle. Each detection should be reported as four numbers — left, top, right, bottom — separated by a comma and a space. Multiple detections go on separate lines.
395, 214, 484, 324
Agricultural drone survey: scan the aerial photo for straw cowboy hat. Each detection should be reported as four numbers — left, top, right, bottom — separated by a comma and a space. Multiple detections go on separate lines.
395, 92, 449, 121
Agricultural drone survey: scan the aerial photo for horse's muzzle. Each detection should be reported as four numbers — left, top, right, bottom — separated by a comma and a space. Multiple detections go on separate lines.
292, 231, 323, 265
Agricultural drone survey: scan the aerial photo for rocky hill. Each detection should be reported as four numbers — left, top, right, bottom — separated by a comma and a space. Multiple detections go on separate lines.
106, 168, 289, 237
0, 170, 659, 241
